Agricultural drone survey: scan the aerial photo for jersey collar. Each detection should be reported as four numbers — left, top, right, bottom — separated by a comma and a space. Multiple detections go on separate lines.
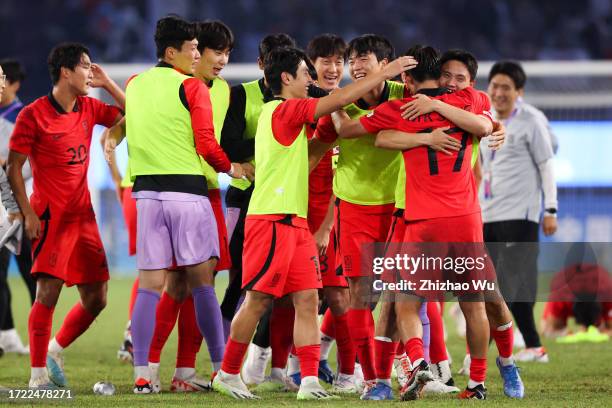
156, 61, 189, 75
47, 92, 79, 114
415, 87, 451, 97
355, 80, 390, 110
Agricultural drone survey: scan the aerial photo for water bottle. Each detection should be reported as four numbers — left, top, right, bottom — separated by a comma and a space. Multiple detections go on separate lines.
93, 381, 116, 396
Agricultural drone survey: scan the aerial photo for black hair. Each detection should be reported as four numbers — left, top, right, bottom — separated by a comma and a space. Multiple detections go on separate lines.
404, 45, 441, 82
47, 43, 90, 85
264, 47, 314, 96
345, 34, 394, 63
306, 34, 346, 62
154, 15, 197, 59
439, 49, 478, 81
488, 60, 526, 89
258, 33, 296, 62
196, 20, 234, 53
0, 59, 26, 84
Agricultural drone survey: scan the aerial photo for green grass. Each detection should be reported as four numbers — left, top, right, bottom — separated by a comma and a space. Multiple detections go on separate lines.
0, 275, 611, 407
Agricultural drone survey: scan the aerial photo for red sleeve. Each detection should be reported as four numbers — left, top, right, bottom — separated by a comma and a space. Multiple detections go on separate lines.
476, 90, 495, 124
9, 107, 37, 156
88, 97, 123, 128
271, 98, 318, 146
451, 88, 494, 124
183, 77, 231, 173
314, 114, 338, 143
124, 74, 137, 88
359, 102, 401, 134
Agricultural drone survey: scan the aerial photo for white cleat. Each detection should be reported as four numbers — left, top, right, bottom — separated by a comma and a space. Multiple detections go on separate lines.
353, 362, 365, 393
29, 374, 58, 390
241, 343, 270, 385
297, 380, 339, 400
513, 328, 526, 349
213, 370, 259, 399
170, 375, 211, 392
423, 379, 460, 394
394, 355, 412, 388
458, 354, 471, 376
514, 347, 549, 363
0, 329, 29, 355
253, 374, 299, 392
331, 373, 358, 393
149, 363, 162, 393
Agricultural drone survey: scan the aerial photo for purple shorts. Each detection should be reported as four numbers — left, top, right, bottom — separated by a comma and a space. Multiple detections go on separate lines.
134, 191, 219, 270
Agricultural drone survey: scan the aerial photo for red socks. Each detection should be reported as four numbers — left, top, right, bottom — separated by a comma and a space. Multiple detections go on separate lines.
55, 302, 95, 349
221, 337, 249, 375
128, 277, 139, 319
334, 312, 356, 375
470, 357, 487, 383
347, 308, 376, 381
491, 323, 514, 359
374, 338, 398, 380
405, 337, 424, 367
270, 306, 295, 369
427, 302, 448, 364
29, 302, 54, 367
320, 308, 336, 338
148, 292, 183, 363
296, 344, 320, 378
176, 295, 203, 368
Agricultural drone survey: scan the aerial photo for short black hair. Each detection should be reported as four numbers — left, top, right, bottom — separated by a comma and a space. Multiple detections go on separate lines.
196, 20, 234, 53
264, 47, 313, 96
154, 15, 197, 59
404, 45, 441, 82
258, 33, 296, 62
346, 34, 394, 63
440, 49, 478, 81
306, 34, 346, 62
488, 60, 526, 89
47, 43, 90, 85
0, 59, 26, 84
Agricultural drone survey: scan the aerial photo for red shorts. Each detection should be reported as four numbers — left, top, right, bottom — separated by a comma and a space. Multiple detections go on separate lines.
543, 301, 612, 325
242, 216, 322, 298
209, 189, 231, 271
309, 202, 346, 288
335, 199, 394, 278
32, 211, 109, 287
122, 186, 137, 256
392, 212, 494, 299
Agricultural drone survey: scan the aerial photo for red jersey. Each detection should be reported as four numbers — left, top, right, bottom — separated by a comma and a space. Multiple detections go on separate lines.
307, 119, 334, 207
359, 87, 493, 221
10, 94, 121, 219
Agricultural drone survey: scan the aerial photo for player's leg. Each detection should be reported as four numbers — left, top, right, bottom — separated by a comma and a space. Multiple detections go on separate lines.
457, 296, 489, 400
173, 295, 207, 392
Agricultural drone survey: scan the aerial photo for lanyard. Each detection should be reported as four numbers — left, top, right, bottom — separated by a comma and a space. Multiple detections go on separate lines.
490, 105, 520, 162
0, 101, 23, 120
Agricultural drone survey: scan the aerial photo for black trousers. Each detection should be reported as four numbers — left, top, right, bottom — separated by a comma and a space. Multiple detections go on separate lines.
0, 238, 36, 331
484, 220, 542, 348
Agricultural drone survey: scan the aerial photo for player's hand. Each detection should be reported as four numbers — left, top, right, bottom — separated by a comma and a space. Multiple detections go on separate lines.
426, 127, 462, 155
383, 56, 418, 79
7, 212, 23, 224
228, 163, 245, 179
542, 215, 557, 236
114, 179, 124, 203
90, 63, 111, 88
400, 94, 435, 120
241, 162, 255, 182
104, 137, 117, 163
313, 227, 331, 256
487, 121, 506, 150
24, 210, 41, 240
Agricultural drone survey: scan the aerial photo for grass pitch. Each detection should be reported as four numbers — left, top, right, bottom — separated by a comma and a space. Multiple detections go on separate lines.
0, 275, 610, 407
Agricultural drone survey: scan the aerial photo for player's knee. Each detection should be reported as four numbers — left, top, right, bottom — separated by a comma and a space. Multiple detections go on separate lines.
325, 290, 349, 314
83, 293, 107, 316
292, 290, 319, 313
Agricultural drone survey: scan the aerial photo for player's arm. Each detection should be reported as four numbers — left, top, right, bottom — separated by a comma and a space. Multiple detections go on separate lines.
312, 56, 417, 121
313, 194, 336, 256
308, 138, 334, 172
401, 94, 492, 137
91, 64, 125, 110
330, 110, 368, 139
104, 116, 126, 162
100, 128, 124, 202
6, 151, 39, 239
374, 127, 462, 155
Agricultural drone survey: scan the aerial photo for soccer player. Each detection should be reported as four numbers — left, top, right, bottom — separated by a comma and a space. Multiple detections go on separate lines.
481, 61, 557, 363
7, 42, 125, 389
220, 33, 296, 385
0, 59, 32, 355
103, 15, 244, 394
334, 45, 495, 400
211, 46, 417, 400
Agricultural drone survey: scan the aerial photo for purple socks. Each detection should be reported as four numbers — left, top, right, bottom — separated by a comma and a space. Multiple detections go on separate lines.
419, 302, 431, 362
131, 288, 161, 367
192, 285, 225, 364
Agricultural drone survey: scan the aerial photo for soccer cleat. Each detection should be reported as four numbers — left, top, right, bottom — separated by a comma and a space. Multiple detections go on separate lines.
514, 347, 549, 363
359, 379, 376, 399
556, 326, 610, 344
399, 360, 434, 401
360, 381, 394, 400
297, 381, 340, 400
170, 375, 212, 392
133, 378, 155, 394
513, 328, 526, 349
318, 359, 334, 384
394, 354, 411, 388
253, 374, 299, 392
0, 329, 29, 355
29, 375, 59, 390
117, 322, 133, 363
331, 373, 358, 393
148, 363, 161, 393
212, 370, 259, 399
289, 371, 301, 386
354, 363, 365, 392
496, 357, 524, 398
46, 352, 66, 387
458, 384, 487, 400
241, 343, 270, 385
423, 379, 460, 394
458, 353, 471, 376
